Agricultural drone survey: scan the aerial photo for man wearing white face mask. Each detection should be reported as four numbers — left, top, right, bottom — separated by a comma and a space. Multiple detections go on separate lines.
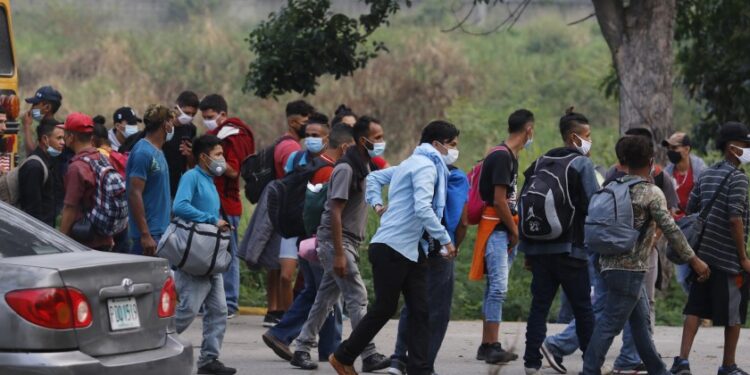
109, 106, 142, 152
328, 121, 457, 375
199, 94, 255, 319
519, 108, 599, 374
672, 122, 750, 375
164, 91, 199, 199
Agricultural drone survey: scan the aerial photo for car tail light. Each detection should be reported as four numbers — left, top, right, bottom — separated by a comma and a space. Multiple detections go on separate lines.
158, 277, 177, 318
5, 287, 92, 329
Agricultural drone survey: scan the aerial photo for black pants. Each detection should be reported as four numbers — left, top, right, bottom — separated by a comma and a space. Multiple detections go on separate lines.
523, 254, 594, 369
334, 243, 430, 375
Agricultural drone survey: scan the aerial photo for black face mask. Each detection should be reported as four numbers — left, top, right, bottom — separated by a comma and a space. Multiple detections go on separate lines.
295, 124, 306, 139
667, 150, 682, 164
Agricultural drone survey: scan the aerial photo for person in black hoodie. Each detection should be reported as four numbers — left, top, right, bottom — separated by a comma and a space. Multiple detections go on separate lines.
18, 118, 65, 227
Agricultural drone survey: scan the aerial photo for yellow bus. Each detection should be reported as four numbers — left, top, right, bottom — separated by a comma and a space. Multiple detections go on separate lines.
0, 0, 19, 173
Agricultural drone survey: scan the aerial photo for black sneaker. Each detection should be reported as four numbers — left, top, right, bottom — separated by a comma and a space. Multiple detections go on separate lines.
670, 357, 691, 375
198, 359, 237, 375
290, 351, 318, 370
484, 342, 518, 364
262, 313, 280, 328
541, 341, 567, 373
476, 343, 489, 361
387, 358, 407, 375
719, 364, 750, 375
362, 353, 390, 372
261, 331, 292, 361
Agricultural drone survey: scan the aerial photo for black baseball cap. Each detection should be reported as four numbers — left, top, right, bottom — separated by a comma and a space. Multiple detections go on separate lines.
25, 85, 62, 104
717, 122, 750, 150
113, 107, 142, 124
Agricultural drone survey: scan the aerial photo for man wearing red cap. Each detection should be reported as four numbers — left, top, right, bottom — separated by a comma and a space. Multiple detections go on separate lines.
59, 112, 114, 250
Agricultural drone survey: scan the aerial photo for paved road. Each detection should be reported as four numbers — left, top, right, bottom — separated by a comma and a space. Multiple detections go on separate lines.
182, 316, 749, 374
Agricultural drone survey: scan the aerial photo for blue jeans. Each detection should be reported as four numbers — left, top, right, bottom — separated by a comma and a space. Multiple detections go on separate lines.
483, 231, 516, 323
545, 254, 640, 369
174, 270, 228, 368
392, 256, 455, 371
269, 258, 342, 360
582, 270, 667, 375
129, 234, 162, 255
524, 253, 593, 369
222, 215, 240, 314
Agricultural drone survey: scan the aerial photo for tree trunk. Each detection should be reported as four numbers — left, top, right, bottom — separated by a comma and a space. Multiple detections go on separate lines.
592, 0, 676, 162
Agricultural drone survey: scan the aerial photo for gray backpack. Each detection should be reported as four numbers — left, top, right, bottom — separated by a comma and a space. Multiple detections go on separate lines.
0, 155, 48, 207
584, 177, 646, 255
156, 218, 232, 276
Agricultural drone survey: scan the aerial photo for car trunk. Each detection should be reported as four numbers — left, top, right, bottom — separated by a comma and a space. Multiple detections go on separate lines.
52, 253, 172, 357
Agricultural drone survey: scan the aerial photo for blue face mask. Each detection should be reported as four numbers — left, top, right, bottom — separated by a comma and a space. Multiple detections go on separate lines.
46, 146, 62, 157
305, 137, 325, 154
32, 108, 43, 121
166, 126, 175, 142
123, 124, 139, 138
366, 139, 386, 158
524, 137, 534, 149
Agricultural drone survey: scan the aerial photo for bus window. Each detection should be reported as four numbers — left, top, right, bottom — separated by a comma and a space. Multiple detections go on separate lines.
0, 6, 13, 77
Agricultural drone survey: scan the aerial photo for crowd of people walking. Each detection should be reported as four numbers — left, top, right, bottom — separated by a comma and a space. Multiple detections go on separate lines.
1, 85, 748, 375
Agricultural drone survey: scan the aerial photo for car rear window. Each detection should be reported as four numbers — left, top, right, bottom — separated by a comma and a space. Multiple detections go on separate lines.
0, 206, 82, 258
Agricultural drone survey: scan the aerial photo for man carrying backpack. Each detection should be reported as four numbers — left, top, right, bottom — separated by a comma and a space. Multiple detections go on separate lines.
258, 99, 314, 327
59, 112, 115, 250
467, 109, 533, 365
583, 135, 710, 374
291, 116, 390, 373
262, 124, 353, 363
17, 119, 64, 227
200, 94, 255, 319
277, 113, 331, 297
671, 122, 750, 375
519, 109, 598, 374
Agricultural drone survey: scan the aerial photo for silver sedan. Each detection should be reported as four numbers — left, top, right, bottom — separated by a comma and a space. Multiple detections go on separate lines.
0, 202, 192, 374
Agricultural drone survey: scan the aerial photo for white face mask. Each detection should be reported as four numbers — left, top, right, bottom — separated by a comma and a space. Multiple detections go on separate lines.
443, 148, 459, 165
203, 117, 218, 131
574, 134, 592, 155
177, 106, 193, 125
732, 145, 750, 165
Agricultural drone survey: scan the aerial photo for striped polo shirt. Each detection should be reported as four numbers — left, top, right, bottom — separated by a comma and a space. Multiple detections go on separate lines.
687, 161, 749, 274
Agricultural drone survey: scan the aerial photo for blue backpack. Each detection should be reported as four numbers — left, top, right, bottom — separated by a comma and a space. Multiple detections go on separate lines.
584, 177, 646, 255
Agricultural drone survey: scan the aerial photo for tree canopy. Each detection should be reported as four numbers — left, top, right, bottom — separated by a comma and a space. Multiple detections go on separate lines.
676, 0, 750, 151
243, 0, 410, 98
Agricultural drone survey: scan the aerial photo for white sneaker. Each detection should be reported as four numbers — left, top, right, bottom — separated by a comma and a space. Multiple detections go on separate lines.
601, 363, 614, 375
525, 368, 541, 375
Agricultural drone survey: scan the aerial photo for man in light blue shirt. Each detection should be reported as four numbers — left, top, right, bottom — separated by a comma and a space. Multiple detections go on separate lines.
330, 121, 458, 375
172, 134, 236, 375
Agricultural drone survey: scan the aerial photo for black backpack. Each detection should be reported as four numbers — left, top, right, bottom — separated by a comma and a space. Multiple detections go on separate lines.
269, 157, 328, 238
241, 135, 294, 204
519, 150, 582, 241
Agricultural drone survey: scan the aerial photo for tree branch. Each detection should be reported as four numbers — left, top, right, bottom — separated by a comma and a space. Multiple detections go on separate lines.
446, 0, 532, 36
567, 12, 595, 26
441, 2, 477, 33
592, 0, 625, 53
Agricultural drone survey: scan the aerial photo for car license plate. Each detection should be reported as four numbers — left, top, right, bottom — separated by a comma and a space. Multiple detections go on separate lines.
107, 297, 140, 331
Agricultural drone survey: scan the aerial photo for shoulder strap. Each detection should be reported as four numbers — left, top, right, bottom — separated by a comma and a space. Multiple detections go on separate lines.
23, 155, 48, 184
699, 166, 738, 221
